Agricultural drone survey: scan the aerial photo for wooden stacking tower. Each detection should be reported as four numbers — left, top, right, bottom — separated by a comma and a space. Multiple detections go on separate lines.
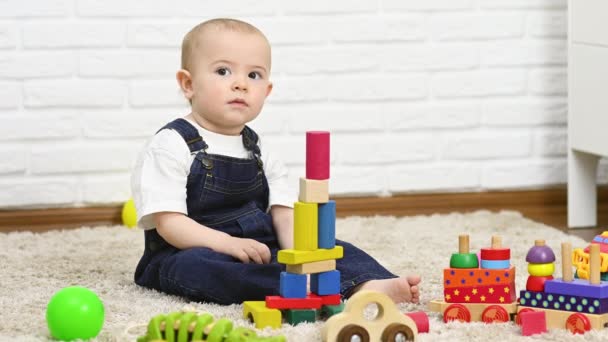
243, 131, 344, 329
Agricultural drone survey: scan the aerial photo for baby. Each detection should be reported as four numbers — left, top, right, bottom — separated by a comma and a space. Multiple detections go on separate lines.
131, 18, 420, 305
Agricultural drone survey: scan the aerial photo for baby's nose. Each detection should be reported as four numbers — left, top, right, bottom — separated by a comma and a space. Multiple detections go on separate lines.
232, 77, 248, 91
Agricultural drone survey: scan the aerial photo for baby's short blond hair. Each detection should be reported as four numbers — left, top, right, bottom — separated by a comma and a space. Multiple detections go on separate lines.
181, 18, 269, 72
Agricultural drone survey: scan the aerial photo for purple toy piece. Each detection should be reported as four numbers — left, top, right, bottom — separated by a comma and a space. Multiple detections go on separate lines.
526, 241, 556, 263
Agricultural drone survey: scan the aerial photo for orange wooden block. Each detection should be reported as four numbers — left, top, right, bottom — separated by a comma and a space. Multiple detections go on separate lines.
444, 266, 515, 288
444, 282, 516, 304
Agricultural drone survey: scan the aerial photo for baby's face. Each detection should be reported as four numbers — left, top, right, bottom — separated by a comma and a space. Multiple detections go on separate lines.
188, 30, 272, 135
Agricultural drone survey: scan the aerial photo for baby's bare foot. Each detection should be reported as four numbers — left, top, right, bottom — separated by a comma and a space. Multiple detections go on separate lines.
355, 275, 421, 304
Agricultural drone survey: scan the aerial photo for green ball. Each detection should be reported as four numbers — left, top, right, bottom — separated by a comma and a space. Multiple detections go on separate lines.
46, 286, 105, 341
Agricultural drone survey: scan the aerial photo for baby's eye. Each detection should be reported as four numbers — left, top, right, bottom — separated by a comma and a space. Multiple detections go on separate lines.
216, 67, 231, 76
248, 71, 262, 80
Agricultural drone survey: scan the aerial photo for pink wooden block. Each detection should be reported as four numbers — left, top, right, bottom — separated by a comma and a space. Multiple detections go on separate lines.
306, 131, 330, 180
520, 311, 547, 336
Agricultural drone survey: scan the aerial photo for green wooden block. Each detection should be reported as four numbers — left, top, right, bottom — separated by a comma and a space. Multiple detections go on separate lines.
318, 303, 345, 320
449, 253, 479, 268
284, 309, 316, 325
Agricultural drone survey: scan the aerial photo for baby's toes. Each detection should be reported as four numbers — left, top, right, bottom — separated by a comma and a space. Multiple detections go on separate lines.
410, 285, 419, 295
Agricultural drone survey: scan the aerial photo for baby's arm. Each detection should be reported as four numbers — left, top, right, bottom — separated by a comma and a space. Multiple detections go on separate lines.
154, 212, 271, 264
270, 205, 294, 250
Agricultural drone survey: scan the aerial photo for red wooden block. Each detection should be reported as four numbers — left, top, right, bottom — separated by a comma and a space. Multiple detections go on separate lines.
444, 282, 516, 304
405, 311, 429, 333
526, 275, 553, 292
265, 294, 323, 309
306, 131, 330, 180
515, 308, 535, 326
308, 293, 341, 305
520, 311, 547, 336
480, 247, 510, 260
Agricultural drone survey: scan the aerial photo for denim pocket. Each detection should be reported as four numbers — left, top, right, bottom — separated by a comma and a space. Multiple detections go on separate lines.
236, 209, 273, 239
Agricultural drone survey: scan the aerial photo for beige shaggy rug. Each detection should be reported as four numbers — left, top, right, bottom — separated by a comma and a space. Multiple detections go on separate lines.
2, 210, 607, 341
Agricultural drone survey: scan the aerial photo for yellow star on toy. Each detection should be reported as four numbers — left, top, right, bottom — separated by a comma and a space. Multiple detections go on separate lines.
480, 295, 486, 302
465, 295, 470, 302
446, 294, 451, 300
489, 288, 495, 294
504, 287, 510, 293
454, 290, 460, 296
499, 296, 505, 303
472, 289, 478, 295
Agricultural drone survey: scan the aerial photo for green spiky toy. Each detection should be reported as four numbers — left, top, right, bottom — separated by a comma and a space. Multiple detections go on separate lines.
137, 311, 286, 342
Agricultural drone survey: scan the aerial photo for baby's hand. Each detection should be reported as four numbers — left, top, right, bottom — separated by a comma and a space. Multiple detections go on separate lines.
221, 236, 271, 264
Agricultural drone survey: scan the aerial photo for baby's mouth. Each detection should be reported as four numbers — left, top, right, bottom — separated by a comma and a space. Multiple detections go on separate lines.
228, 99, 248, 106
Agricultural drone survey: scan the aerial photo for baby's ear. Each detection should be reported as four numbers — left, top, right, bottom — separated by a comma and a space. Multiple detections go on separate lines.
176, 69, 194, 100
265, 82, 273, 97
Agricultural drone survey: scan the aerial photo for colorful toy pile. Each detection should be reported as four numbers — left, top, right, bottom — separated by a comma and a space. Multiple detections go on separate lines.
517, 238, 608, 335
430, 232, 608, 336
137, 311, 285, 342
243, 131, 345, 329
430, 235, 518, 323
573, 231, 608, 280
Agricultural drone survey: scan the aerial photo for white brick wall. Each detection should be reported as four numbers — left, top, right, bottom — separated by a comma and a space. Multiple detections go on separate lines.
0, 0, 593, 209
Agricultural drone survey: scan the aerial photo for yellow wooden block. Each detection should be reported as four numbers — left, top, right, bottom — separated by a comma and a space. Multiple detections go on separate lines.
278, 246, 343, 265
299, 177, 329, 203
527, 263, 555, 277
243, 301, 282, 329
294, 202, 318, 251
286, 259, 336, 274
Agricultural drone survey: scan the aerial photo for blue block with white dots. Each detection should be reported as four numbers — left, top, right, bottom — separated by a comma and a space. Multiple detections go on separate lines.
311, 270, 340, 295
280, 271, 307, 298
318, 200, 336, 249
519, 290, 608, 314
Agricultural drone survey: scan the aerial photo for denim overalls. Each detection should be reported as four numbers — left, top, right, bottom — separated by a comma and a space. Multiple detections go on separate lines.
134, 118, 396, 304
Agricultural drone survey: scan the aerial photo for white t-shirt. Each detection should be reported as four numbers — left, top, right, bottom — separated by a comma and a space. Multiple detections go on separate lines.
131, 118, 295, 230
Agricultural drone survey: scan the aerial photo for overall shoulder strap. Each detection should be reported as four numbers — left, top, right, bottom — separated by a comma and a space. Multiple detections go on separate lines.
241, 125, 261, 157
156, 118, 208, 153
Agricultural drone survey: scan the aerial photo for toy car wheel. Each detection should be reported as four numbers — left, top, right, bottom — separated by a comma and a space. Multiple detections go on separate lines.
565, 313, 591, 334
444, 304, 471, 323
481, 305, 510, 323
381, 323, 415, 341
515, 308, 535, 326
336, 324, 370, 342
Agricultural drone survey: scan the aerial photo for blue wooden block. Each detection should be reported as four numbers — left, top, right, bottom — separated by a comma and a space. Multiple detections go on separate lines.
311, 270, 340, 295
280, 271, 307, 298
519, 290, 608, 314
480, 259, 510, 269
318, 200, 336, 249
544, 278, 608, 299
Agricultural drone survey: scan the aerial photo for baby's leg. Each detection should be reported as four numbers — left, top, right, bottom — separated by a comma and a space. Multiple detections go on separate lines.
354, 275, 421, 304
157, 247, 283, 304
336, 240, 421, 303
